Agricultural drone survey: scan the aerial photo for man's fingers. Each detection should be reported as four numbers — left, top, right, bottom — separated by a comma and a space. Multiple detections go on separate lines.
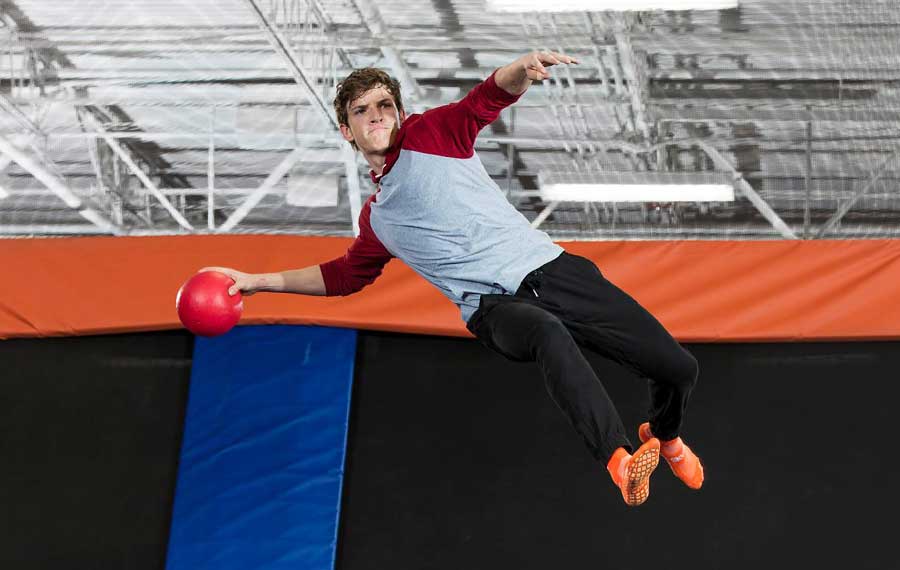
200, 266, 235, 277
228, 278, 246, 296
529, 68, 548, 81
199, 266, 234, 276
547, 50, 578, 63
535, 55, 554, 68
229, 282, 255, 296
526, 61, 548, 80
535, 51, 579, 66
197, 267, 247, 296
525, 50, 579, 82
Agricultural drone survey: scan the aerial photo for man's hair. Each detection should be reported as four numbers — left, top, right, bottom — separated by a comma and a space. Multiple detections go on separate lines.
333, 68, 404, 151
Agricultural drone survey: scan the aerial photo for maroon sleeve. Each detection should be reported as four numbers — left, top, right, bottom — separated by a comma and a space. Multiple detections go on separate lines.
318, 195, 393, 296
410, 68, 523, 158
458, 68, 524, 129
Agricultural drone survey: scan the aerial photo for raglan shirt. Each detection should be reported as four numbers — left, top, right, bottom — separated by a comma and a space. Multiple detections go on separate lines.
319, 69, 564, 324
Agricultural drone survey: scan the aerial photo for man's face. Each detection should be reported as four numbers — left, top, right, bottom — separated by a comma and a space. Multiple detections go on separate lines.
340, 85, 405, 153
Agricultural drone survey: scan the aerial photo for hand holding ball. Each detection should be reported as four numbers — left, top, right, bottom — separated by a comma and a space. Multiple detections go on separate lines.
176, 271, 243, 337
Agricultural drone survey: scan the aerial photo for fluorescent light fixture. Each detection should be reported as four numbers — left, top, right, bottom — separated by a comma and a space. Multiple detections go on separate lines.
0, 185, 7, 200
538, 171, 735, 202
541, 183, 734, 202
486, 0, 738, 12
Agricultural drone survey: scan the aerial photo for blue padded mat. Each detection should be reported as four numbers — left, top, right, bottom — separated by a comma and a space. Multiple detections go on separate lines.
166, 325, 356, 570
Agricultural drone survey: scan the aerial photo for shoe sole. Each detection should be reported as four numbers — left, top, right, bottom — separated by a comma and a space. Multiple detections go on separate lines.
623, 442, 660, 506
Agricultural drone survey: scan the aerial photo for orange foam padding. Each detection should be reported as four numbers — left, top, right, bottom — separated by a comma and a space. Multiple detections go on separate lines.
3, 235, 900, 341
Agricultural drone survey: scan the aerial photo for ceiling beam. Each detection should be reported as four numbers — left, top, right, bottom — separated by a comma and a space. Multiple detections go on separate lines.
614, 25, 652, 139
240, 0, 338, 130
656, 106, 900, 123
218, 147, 306, 232
816, 145, 900, 238
0, 132, 120, 234
350, 0, 424, 101
696, 141, 798, 239
82, 114, 195, 232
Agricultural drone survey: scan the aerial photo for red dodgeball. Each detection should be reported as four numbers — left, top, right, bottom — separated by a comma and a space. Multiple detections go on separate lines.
176, 271, 243, 337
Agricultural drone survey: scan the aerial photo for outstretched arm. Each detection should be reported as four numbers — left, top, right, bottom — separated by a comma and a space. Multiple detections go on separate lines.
198, 195, 392, 298
494, 50, 579, 96
417, 50, 580, 153
198, 265, 326, 296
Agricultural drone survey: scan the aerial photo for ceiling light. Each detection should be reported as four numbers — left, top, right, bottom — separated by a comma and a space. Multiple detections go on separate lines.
538, 171, 735, 202
486, 0, 738, 12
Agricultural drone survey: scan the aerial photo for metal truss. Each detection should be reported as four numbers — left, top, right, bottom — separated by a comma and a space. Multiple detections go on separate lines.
0, 3, 203, 235
0, 10, 119, 234
349, 0, 424, 102
234, 0, 357, 234
694, 141, 797, 239
240, 0, 338, 131
611, 14, 652, 141
1, 2, 897, 240
218, 147, 305, 232
527, 12, 663, 230
79, 110, 194, 232
234, 0, 427, 236
519, 136, 797, 239
816, 145, 900, 238
0, 122, 803, 240
0, 131, 119, 234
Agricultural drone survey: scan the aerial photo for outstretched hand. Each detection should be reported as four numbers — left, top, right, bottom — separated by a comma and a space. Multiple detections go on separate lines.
520, 50, 579, 81
198, 266, 258, 296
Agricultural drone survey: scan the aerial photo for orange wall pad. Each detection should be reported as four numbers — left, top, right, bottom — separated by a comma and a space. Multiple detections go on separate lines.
2, 235, 899, 341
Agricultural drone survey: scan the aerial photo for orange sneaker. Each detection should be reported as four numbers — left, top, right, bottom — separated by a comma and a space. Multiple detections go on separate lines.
606, 438, 660, 506
638, 422, 704, 490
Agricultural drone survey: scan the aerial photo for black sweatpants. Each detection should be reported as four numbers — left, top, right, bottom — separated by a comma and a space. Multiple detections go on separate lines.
466, 251, 699, 464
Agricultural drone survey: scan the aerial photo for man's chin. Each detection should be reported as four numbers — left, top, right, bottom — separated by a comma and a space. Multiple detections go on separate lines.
368, 143, 392, 154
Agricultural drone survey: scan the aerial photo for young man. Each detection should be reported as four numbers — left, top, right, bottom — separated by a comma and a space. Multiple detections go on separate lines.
201, 51, 703, 506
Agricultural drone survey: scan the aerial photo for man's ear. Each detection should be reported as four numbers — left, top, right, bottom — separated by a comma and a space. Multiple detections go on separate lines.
339, 123, 354, 143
